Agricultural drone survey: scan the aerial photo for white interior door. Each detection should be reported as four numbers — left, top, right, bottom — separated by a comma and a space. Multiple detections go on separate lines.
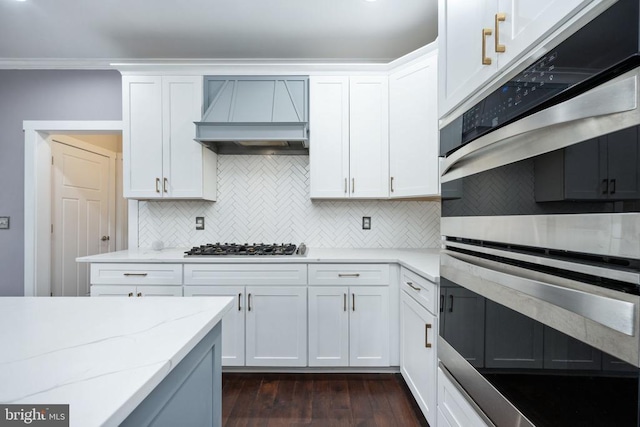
51, 141, 113, 296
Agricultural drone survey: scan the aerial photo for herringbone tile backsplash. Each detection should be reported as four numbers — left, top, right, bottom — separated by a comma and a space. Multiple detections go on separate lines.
138, 156, 441, 248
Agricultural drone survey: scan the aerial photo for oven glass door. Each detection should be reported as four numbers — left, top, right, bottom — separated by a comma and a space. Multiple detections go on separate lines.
439, 272, 640, 427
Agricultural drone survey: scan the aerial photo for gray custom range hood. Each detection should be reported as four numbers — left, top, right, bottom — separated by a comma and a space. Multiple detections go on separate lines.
195, 76, 309, 155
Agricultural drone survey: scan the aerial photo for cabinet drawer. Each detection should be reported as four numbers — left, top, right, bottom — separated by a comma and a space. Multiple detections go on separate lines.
401, 267, 437, 315
90, 263, 183, 285
184, 264, 308, 285
308, 264, 390, 285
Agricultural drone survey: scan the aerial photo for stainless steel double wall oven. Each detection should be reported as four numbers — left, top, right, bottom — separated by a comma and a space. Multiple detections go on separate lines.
439, 0, 640, 425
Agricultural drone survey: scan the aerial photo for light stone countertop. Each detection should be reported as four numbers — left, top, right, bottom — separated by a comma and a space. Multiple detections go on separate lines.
77, 247, 441, 282
0, 296, 233, 427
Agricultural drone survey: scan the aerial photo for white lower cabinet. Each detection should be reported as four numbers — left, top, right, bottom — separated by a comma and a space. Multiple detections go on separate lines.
183, 286, 246, 366
90, 285, 182, 297
245, 286, 308, 367
308, 286, 390, 367
401, 291, 437, 426
183, 264, 309, 368
438, 367, 489, 427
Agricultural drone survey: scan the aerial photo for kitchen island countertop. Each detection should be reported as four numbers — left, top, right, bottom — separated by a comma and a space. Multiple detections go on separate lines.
78, 247, 440, 282
0, 296, 233, 427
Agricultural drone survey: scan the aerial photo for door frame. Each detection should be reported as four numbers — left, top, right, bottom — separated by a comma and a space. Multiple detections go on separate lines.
23, 120, 134, 297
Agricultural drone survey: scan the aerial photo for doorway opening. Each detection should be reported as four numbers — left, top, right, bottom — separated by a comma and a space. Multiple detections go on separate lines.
23, 120, 128, 297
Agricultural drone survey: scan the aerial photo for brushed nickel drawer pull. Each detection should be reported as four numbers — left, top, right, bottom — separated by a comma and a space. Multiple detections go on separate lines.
407, 282, 421, 291
128, 292, 134, 297
425, 323, 432, 348
124, 273, 148, 277
137, 292, 142, 297
238, 293, 242, 311
338, 273, 360, 278
248, 293, 252, 311
344, 293, 347, 312
352, 293, 355, 311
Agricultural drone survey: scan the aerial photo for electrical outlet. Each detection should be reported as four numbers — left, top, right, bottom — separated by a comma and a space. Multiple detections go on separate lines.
195, 217, 205, 230
362, 216, 371, 230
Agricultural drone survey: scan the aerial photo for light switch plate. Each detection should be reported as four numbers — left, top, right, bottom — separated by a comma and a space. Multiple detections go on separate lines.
0, 217, 9, 229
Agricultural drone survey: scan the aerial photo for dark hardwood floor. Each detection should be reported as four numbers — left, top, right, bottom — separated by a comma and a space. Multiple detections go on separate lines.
222, 373, 429, 427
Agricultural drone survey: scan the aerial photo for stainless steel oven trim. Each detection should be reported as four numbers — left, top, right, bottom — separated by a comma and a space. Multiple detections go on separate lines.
442, 213, 640, 260
442, 251, 640, 365
445, 240, 640, 285
438, 339, 532, 427
441, 67, 639, 182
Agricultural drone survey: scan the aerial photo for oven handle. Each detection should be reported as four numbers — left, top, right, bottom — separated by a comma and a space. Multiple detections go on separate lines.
441, 68, 639, 182
441, 251, 637, 337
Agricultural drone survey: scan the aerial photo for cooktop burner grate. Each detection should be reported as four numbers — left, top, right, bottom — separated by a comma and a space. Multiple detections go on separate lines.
185, 242, 306, 256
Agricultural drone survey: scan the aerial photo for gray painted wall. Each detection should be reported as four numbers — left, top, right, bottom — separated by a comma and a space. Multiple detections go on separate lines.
0, 70, 122, 296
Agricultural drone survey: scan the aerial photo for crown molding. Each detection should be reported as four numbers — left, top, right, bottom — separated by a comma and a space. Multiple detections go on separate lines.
0, 40, 437, 74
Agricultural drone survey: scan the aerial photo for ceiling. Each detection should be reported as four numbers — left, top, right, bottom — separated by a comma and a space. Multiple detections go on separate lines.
0, 0, 438, 67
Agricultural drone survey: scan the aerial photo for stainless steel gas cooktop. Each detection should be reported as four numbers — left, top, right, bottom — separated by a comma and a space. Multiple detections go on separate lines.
184, 242, 307, 257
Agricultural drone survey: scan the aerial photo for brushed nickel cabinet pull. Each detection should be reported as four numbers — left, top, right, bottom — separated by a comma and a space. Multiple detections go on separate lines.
449, 295, 454, 312
344, 178, 348, 194
238, 293, 242, 311
482, 28, 493, 65
495, 13, 506, 53
124, 273, 148, 277
352, 178, 355, 193
344, 293, 347, 312
407, 282, 421, 292
248, 293, 252, 311
352, 293, 355, 311
338, 273, 360, 278
137, 292, 142, 297
128, 292, 133, 297
440, 294, 444, 313
425, 323, 432, 348
391, 176, 395, 193
155, 178, 161, 193
163, 177, 168, 193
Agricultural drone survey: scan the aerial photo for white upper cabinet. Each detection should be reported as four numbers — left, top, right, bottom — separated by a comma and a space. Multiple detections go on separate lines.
389, 53, 439, 198
349, 76, 390, 198
123, 75, 217, 200
439, 0, 596, 118
309, 75, 389, 199
309, 77, 350, 198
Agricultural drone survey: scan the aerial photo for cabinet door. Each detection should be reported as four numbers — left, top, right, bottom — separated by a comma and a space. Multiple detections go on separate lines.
245, 286, 307, 367
485, 300, 543, 369
137, 285, 183, 297
543, 326, 602, 370
349, 76, 390, 198
122, 76, 164, 199
90, 285, 136, 297
389, 54, 440, 198
401, 292, 437, 426
162, 76, 212, 199
606, 126, 640, 200
308, 286, 349, 367
438, 367, 490, 427
309, 76, 350, 198
350, 286, 390, 367
439, 0, 498, 116
184, 286, 245, 367
441, 287, 485, 368
497, 0, 593, 67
